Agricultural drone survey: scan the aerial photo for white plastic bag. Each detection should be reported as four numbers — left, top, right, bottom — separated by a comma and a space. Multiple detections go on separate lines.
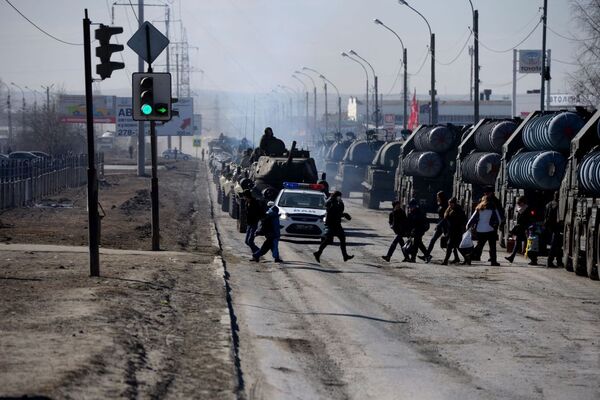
459, 230, 474, 249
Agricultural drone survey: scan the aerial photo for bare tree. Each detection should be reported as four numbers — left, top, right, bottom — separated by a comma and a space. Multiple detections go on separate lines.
569, 0, 600, 106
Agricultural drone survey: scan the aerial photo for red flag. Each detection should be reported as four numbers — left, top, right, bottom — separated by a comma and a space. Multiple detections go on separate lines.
408, 89, 418, 131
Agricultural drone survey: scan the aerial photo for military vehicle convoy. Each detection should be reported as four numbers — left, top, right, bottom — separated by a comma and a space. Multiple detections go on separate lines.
334, 139, 384, 197
324, 140, 352, 184
496, 110, 588, 248
559, 108, 600, 279
396, 124, 464, 211
454, 119, 519, 212
362, 140, 403, 209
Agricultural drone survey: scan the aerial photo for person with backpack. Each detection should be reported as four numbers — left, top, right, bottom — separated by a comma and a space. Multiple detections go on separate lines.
313, 191, 354, 263
252, 201, 282, 263
405, 199, 429, 263
467, 193, 502, 266
382, 201, 409, 262
441, 197, 467, 265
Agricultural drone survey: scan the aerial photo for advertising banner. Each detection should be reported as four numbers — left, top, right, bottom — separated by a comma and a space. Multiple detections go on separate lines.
519, 50, 543, 73
116, 97, 138, 136
156, 98, 194, 136
58, 95, 116, 123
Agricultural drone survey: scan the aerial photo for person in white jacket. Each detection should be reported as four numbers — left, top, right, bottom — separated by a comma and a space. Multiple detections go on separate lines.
466, 195, 502, 266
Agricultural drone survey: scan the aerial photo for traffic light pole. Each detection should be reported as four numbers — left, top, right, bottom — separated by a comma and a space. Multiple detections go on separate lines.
144, 23, 160, 251
83, 9, 100, 276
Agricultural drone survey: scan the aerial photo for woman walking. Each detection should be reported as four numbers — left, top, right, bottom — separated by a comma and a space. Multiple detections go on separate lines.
467, 194, 502, 266
441, 197, 466, 265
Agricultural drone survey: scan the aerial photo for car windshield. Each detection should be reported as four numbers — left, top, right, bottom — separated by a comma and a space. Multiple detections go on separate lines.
278, 192, 326, 210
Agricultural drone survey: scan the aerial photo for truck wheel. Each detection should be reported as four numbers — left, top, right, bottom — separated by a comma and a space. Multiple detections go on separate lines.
216, 187, 223, 205
221, 192, 229, 213
363, 192, 379, 209
573, 221, 588, 277
586, 222, 599, 280
237, 200, 247, 233
229, 195, 239, 219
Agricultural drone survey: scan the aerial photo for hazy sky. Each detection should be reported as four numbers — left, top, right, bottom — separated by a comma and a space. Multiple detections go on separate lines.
0, 0, 585, 97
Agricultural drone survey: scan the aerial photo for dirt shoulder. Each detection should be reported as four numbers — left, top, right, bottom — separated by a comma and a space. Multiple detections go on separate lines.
0, 161, 237, 399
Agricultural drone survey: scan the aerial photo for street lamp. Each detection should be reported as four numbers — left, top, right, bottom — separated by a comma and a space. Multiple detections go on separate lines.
342, 52, 369, 134
303, 67, 330, 136
295, 70, 318, 142
374, 18, 408, 130
467, 0, 479, 123
11, 82, 26, 139
398, 0, 436, 124
349, 50, 379, 130
278, 85, 295, 129
40, 84, 55, 111
319, 74, 342, 138
24, 86, 39, 113
292, 74, 310, 135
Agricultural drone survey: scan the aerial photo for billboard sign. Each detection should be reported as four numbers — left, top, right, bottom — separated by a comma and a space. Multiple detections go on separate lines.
519, 50, 543, 73
156, 97, 194, 136
116, 97, 138, 136
549, 94, 580, 107
58, 95, 116, 123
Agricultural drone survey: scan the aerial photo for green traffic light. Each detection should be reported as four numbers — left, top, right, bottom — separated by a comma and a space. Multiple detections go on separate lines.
141, 104, 153, 115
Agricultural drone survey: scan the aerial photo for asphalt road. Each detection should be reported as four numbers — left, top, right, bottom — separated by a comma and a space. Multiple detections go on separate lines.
212, 184, 600, 400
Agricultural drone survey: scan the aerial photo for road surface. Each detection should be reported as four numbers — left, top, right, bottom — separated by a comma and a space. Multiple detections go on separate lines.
211, 179, 600, 400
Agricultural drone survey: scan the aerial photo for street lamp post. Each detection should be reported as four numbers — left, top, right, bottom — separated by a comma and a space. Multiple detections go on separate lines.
342, 52, 369, 134
398, 0, 436, 124
319, 75, 342, 138
349, 50, 379, 130
303, 67, 330, 137
374, 19, 408, 130
11, 82, 26, 139
25, 86, 39, 113
292, 74, 310, 135
295, 70, 318, 142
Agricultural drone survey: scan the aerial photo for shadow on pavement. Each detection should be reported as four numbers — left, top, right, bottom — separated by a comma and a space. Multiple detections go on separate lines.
235, 302, 407, 324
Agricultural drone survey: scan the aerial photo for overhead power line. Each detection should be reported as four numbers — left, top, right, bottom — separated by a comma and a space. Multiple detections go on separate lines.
435, 31, 473, 66
475, 19, 542, 54
3, 0, 82, 46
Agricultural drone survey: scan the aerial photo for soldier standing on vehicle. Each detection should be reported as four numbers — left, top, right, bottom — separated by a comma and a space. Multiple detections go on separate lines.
259, 127, 286, 156
313, 191, 354, 263
382, 201, 408, 262
243, 189, 264, 255
544, 191, 564, 268
252, 201, 283, 263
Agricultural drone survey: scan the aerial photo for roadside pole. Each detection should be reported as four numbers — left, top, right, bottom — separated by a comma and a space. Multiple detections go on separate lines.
83, 9, 100, 276
137, 0, 146, 177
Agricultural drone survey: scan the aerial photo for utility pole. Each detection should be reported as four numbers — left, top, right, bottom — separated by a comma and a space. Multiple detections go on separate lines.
403, 48, 407, 129
324, 82, 328, 135
512, 49, 517, 118
313, 86, 317, 141
166, 6, 171, 150
540, 0, 548, 111
5, 88, 12, 150
252, 95, 256, 146
473, 9, 480, 123
430, 33, 436, 124
546, 49, 551, 109
374, 76, 379, 130
137, 0, 145, 177
469, 46, 474, 101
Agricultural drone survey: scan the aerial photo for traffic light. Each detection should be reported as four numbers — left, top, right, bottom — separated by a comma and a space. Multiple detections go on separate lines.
95, 25, 125, 80
132, 72, 172, 121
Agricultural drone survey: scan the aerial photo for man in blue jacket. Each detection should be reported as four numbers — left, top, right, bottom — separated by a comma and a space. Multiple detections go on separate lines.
252, 201, 283, 263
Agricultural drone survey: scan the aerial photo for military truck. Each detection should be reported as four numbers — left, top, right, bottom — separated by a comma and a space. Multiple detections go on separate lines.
362, 140, 403, 209
233, 141, 319, 233
454, 119, 519, 213
396, 124, 464, 212
324, 140, 353, 184
496, 110, 588, 249
559, 108, 600, 279
334, 139, 384, 197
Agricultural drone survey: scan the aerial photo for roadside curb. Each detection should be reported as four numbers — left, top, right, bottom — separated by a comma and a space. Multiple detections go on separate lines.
206, 163, 246, 400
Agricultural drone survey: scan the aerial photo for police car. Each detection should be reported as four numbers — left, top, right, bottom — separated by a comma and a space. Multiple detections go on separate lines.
275, 182, 327, 237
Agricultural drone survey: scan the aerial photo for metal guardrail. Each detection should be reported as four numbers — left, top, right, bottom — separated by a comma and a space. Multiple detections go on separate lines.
0, 153, 104, 210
